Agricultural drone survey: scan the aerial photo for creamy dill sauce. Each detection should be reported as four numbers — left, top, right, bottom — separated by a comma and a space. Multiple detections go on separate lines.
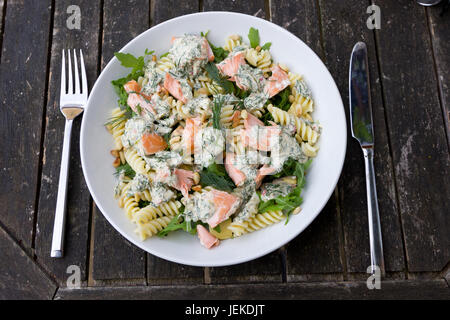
269, 132, 308, 173
260, 181, 295, 202
150, 182, 175, 206
142, 61, 163, 95
182, 96, 212, 117
149, 95, 170, 119
294, 79, 312, 99
235, 64, 265, 92
244, 92, 268, 111
146, 151, 182, 170
194, 127, 225, 168
121, 117, 151, 148
126, 173, 150, 196
234, 192, 260, 222
183, 191, 215, 223
169, 34, 208, 78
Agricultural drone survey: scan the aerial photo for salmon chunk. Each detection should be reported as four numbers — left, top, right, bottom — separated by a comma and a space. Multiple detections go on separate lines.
123, 80, 155, 115
197, 224, 220, 249
203, 38, 215, 62
216, 51, 246, 81
240, 113, 281, 151
207, 189, 240, 228
224, 152, 246, 187
182, 117, 202, 155
255, 164, 276, 188
163, 73, 189, 103
142, 132, 168, 155
173, 168, 196, 198
263, 65, 290, 98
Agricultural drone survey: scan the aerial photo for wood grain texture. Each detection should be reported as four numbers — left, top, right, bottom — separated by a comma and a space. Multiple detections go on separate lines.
152, 0, 198, 25
427, 5, 450, 147
203, 0, 266, 18
145, 0, 205, 285
318, 0, 405, 273
271, 0, 344, 278
91, 0, 150, 281
34, 0, 101, 286
54, 280, 450, 300
374, 0, 450, 272
0, 227, 57, 299
0, 0, 52, 250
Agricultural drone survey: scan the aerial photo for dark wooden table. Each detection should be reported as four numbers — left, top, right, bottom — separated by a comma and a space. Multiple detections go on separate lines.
1, 0, 449, 300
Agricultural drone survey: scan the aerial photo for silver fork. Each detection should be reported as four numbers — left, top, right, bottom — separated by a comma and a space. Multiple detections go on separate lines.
50, 49, 88, 258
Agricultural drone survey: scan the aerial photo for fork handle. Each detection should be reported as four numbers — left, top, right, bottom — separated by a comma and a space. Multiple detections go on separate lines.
362, 147, 385, 276
51, 119, 73, 258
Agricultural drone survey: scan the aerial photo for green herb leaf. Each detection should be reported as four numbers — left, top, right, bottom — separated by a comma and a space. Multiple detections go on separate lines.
114, 163, 136, 179
212, 96, 225, 130
204, 62, 235, 94
199, 164, 235, 192
270, 87, 291, 111
201, 30, 229, 63
160, 52, 169, 58
114, 52, 145, 74
258, 160, 312, 222
248, 27, 260, 48
138, 200, 151, 208
261, 42, 272, 51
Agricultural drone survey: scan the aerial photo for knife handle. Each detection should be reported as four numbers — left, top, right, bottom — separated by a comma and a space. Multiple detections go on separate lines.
362, 147, 385, 277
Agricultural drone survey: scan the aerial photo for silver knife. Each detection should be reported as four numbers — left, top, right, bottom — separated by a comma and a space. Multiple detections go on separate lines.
349, 42, 385, 276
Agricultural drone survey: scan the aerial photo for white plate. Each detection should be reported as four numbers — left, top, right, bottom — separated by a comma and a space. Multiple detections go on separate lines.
80, 11, 347, 267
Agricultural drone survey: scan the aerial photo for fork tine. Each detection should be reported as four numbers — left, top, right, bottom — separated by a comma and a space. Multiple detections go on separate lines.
73, 49, 80, 94
67, 49, 73, 94
79, 49, 88, 97
60, 50, 66, 98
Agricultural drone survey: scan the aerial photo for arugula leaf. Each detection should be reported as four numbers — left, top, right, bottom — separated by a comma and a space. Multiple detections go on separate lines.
157, 208, 208, 237
199, 164, 235, 192
248, 27, 260, 48
207, 163, 228, 177
212, 95, 225, 130
114, 163, 136, 179
157, 213, 189, 237
270, 87, 291, 111
258, 160, 312, 222
261, 42, 272, 50
204, 62, 235, 94
138, 200, 151, 208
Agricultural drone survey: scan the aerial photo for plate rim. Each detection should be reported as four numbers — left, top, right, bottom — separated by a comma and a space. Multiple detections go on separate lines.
80, 11, 347, 267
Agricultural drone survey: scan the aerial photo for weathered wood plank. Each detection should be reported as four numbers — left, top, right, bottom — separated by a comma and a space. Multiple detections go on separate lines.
200, 0, 285, 283
91, 0, 150, 282
271, 0, 344, 279
152, 0, 198, 25
203, 0, 266, 18
146, 0, 205, 285
34, 0, 101, 287
318, 0, 405, 273
0, 226, 57, 300
92, 205, 146, 281
374, 0, 450, 272
427, 5, 450, 147
55, 279, 450, 300
0, 0, 52, 250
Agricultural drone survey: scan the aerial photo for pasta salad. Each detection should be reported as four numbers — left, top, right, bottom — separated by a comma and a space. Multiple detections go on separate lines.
105, 28, 321, 249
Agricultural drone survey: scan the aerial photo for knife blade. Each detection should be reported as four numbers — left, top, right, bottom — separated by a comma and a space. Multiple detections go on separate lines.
349, 42, 385, 277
